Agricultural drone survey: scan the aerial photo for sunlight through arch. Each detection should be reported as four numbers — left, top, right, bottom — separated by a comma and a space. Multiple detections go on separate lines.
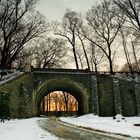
40, 91, 78, 116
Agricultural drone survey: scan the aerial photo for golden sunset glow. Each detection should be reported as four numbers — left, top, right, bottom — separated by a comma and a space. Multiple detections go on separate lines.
40, 91, 78, 113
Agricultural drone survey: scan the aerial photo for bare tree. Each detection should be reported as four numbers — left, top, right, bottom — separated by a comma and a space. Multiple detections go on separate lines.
76, 49, 84, 69
75, 17, 91, 70
120, 28, 133, 73
0, 0, 48, 69
113, 0, 140, 72
130, 36, 140, 71
12, 47, 34, 71
84, 0, 124, 74
33, 38, 66, 68
113, 0, 140, 33
120, 27, 140, 73
53, 9, 80, 69
90, 43, 105, 73
12, 37, 66, 70
40, 91, 78, 116
62, 91, 69, 115
121, 59, 140, 72
54, 9, 91, 70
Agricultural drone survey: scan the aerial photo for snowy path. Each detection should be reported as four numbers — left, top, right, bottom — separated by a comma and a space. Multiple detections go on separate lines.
60, 114, 140, 139
39, 117, 129, 140
0, 118, 59, 140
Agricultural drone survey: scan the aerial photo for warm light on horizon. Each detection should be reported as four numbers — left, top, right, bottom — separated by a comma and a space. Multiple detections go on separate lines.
40, 91, 78, 112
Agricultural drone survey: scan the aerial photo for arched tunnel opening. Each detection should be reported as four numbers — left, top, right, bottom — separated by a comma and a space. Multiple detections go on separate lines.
36, 79, 88, 117
40, 91, 78, 117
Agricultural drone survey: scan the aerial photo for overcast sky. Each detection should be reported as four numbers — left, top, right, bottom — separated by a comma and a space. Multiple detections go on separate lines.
36, 0, 97, 21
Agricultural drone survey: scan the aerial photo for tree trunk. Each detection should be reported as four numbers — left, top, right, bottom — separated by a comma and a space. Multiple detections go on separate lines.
94, 62, 98, 74
120, 29, 134, 74
72, 46, 79, 70
109, 58, 114, 74
63, 92, 69, 116
78, 36, 90, 70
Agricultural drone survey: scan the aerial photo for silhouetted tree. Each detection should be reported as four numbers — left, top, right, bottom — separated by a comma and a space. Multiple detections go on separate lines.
90, 43, 105, 73
85, 0, 124, 74
113, 0, 140, 73
0, 0, 48, 69
12, 47, 34, 71
113, 0, 140, 32
53, 9, 80, 69
33, 38, 66, 68
121, 59, 140, 72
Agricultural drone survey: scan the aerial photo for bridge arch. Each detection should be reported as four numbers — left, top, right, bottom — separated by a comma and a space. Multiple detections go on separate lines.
34, 78, 89, 116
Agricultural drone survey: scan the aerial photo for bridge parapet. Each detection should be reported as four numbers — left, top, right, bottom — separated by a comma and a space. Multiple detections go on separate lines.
31, 67, 90, 74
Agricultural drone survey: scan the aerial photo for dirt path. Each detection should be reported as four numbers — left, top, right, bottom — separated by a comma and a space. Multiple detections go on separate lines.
38, 117, 136, 140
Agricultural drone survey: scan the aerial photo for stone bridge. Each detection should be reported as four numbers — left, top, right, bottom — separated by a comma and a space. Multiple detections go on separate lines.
0, 68, 140, 118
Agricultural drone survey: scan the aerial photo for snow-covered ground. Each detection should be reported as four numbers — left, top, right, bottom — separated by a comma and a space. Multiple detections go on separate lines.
60, 114, 140, 139
1, 115, 140, 140
0, 118, 58, 140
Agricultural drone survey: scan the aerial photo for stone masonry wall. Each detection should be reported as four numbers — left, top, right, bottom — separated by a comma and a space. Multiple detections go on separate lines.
97, 75, 115, 116
118, 79, 138, 116
0, 69, 140, 118
0, 73, 34, 118
94, 75, 140, 117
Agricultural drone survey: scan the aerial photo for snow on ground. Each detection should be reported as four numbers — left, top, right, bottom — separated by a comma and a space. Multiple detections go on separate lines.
1, 115, 140, 140
0, 118, 58, 140
60, 114, 140, 139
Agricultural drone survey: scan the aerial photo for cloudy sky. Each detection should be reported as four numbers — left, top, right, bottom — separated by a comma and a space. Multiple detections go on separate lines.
36, 0, 97, 21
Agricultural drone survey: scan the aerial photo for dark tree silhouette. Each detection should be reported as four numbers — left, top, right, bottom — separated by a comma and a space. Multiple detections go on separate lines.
0, 0, 48, 69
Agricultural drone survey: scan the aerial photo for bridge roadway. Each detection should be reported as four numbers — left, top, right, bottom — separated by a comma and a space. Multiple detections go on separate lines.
38, 117, 136, 140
